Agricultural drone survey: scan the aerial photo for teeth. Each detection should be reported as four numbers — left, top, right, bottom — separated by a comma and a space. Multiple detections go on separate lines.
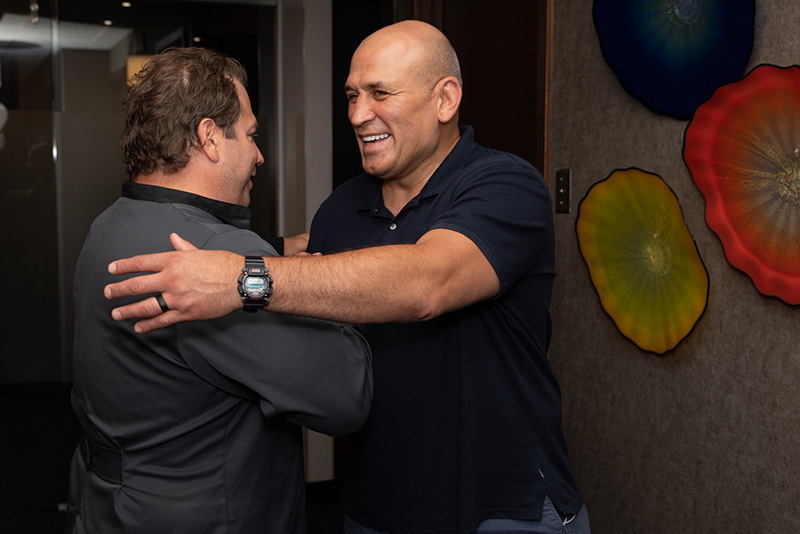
362, 133, 389, 142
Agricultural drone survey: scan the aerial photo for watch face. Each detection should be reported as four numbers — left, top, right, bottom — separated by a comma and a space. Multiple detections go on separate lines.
244, 275, 267, 299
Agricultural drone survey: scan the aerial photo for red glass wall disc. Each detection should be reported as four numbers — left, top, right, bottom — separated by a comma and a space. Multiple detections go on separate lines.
684, 64, 800, 304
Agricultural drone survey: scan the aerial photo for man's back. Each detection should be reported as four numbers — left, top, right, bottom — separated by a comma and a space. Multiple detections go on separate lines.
68, 184, 372, 533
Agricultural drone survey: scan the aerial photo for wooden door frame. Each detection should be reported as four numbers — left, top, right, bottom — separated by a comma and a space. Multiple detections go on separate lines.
393, 0, 553, 182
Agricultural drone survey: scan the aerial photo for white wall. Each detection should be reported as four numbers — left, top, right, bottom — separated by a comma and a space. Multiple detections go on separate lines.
276, 0, 335, 482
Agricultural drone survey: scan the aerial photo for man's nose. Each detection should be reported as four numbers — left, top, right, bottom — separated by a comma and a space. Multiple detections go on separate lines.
349, 97, 375, 126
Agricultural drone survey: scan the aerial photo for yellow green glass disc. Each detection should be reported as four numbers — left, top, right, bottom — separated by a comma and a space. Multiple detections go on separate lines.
576, 168, 708, 354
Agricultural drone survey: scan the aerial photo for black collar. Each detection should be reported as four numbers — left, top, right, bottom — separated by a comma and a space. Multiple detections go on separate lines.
122, 181, 252, 230
355, 125, 476, 213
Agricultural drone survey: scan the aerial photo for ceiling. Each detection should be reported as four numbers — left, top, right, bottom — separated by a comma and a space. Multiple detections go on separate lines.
0, 0, 276, 51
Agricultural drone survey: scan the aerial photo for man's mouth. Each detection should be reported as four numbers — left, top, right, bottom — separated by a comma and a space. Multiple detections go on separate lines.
361, 133, 390, 143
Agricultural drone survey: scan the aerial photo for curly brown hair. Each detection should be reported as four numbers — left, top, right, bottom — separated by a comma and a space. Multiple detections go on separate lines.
122, 47, 249, 178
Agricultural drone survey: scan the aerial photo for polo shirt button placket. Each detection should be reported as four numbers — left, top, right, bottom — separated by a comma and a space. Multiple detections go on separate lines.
389, 222, 397, 231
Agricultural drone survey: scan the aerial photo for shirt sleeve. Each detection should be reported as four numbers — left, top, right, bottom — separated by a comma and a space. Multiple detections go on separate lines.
176, 229, 373, 437
431, 151, 555, 292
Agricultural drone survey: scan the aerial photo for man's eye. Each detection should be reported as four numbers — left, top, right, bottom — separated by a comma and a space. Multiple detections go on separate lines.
346, 93, 358, 103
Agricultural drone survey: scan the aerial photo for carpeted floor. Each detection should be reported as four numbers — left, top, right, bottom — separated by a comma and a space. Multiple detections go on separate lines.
0, 383, 344, 534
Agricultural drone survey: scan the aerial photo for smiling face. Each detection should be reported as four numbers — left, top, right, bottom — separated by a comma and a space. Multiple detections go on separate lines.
218, 80, 264, 207
344, 30, 451, 186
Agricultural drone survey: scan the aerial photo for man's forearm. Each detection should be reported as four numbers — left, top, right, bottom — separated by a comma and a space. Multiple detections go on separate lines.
105, 229, 498, 331
266, 246, 429, 323
265, 229, 498, 324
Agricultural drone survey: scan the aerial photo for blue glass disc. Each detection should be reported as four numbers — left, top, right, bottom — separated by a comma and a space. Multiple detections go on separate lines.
593, 0, 755, 119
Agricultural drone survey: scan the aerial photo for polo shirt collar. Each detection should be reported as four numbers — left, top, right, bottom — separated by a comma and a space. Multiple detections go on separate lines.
122, 181, 252, 229
355, 125, 476, 213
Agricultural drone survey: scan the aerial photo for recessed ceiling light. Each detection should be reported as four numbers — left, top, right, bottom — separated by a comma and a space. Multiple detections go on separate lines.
103, 20, 113, 26
121, 2, 132, 7
193, 36, 201, 43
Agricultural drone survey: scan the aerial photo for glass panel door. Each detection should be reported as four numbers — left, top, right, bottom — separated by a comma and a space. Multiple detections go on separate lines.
0, 0, 60, 382
0, 0, 277, 383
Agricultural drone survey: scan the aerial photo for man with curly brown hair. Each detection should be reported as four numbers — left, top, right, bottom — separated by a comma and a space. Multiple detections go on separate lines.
66, 47, 372, 534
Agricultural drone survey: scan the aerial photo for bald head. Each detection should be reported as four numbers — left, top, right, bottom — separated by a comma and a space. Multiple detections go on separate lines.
357, 20, 462, 89
344, 20, 463, 185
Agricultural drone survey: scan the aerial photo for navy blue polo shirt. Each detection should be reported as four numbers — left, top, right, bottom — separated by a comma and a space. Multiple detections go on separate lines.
308, 126, 583, 534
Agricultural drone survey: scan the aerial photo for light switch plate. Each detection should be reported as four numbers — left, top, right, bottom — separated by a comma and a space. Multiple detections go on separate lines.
555, 169, 571, 214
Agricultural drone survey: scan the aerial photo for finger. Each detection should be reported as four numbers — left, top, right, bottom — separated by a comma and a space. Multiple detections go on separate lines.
132, 311, 185, 334
111, 297, 195, 333
108, 251, 171, 276
105, 272, 165, 300
170, 233, 197, 251
110, 296, 163, 321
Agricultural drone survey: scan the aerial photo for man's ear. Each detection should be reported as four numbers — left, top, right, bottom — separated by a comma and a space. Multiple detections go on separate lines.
197, 118, 220, 162
437, 77, 462, 124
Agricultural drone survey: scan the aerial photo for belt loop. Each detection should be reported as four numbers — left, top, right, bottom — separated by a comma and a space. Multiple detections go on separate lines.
79, 432, 91, 469
79, 433, 124, 485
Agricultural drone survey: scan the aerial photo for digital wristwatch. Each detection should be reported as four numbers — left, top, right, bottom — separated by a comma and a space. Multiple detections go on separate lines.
237, 256, 272, 312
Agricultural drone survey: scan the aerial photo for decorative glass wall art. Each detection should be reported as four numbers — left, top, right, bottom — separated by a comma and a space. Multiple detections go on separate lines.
593, 0, 755, 119
684, 64, 800, 305
576, 168, 709, 354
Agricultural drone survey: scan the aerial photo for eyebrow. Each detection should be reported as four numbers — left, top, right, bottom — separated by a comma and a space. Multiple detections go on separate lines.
343, 81, 388, 93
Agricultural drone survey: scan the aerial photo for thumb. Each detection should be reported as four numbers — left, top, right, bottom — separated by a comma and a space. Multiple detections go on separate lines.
170, 233, 198, 251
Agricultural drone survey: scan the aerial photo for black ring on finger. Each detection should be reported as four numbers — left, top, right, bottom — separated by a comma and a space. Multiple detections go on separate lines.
156, 293, 169, 313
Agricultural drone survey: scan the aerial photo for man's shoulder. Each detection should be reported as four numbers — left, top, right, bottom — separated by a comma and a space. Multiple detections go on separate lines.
201, 230, 279, 257
466, 144, 541, 177
177, 209, 278, 257
453, 126, 542, 179
120, 197, 278, 257
445, 145, 547, 202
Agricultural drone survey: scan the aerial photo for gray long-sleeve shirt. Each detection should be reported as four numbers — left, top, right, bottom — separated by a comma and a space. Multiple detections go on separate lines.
66, 182, 372, 534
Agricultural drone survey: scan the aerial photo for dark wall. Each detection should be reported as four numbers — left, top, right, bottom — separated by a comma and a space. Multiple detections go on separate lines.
331, 0, 394, 189
443, 1, 543, 172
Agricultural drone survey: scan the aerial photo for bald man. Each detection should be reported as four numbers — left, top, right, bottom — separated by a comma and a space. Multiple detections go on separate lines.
104, 21, 590, 534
